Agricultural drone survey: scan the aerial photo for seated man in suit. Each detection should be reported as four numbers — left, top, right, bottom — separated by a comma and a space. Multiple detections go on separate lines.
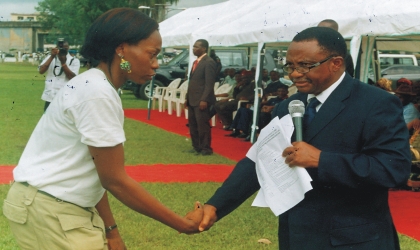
195, 27, 411, 249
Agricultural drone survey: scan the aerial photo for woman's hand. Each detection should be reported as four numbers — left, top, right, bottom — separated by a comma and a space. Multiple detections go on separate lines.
181, 201, 204, 234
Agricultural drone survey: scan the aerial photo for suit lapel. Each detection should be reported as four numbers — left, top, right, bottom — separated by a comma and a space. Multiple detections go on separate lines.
191, 55, 207, 76
305, 75, 353, 142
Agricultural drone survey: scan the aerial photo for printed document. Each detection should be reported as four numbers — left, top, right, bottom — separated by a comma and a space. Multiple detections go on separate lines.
247, 115, 312, 216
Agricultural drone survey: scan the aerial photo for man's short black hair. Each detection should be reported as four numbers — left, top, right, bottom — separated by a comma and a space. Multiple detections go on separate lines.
277, 84, 289, 91
293, 27, 347, 58
196, 39, 209, 52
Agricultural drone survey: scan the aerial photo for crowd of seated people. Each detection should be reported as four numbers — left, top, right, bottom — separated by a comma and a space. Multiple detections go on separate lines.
225, 84, 289, 141
211, 67, 292, 141
375, 77, 420, 130
372, 76, 420, 190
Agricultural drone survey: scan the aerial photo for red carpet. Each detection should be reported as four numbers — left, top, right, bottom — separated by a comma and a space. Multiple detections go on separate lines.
0, 166, 14, 184
124, 108, 251, 162
389, 190, 420, 241
0, 165, 233, 184
125, 164, 233, 182
0, 108, 418, 242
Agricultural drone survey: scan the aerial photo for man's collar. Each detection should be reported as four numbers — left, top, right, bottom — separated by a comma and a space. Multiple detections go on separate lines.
196, 53, 207, 62
307, 72, 346, 103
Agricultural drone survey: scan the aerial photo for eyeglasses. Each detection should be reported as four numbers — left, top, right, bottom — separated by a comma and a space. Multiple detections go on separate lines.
282, 55, 335, 74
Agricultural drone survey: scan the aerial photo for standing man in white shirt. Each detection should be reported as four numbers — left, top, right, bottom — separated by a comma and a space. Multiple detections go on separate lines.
38, 39, 80, 111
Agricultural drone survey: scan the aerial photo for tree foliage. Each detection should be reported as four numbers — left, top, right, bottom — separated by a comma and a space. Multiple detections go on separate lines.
36, 0, 179, 46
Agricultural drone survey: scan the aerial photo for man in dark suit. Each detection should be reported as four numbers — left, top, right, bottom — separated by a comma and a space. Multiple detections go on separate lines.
196, 27, 411, 249
185, 39, 217, 156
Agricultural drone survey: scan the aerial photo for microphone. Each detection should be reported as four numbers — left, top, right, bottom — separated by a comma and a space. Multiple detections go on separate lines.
288, 100, 305, 141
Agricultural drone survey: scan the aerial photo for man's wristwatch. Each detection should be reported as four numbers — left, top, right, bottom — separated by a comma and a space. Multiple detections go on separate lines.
105, 224, 118, 233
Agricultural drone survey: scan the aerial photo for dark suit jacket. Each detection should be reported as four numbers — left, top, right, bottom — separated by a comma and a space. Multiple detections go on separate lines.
207, 74, 411, 250
186, 55, 216, 107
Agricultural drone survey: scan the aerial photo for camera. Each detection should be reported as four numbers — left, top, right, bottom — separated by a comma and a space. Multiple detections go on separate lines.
57, 38, 67, 56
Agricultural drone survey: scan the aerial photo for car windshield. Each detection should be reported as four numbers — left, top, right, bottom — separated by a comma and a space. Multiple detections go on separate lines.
165, 50, 188, 66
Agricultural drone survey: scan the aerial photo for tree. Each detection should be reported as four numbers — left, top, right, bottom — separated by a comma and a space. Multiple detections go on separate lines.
36, 0, 179, 47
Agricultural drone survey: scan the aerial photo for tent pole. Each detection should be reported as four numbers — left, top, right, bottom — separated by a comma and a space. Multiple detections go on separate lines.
250, 43, 265, 144
147, 75, 155, 120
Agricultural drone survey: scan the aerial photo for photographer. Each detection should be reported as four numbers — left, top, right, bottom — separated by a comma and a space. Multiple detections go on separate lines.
39, 39, 80, 111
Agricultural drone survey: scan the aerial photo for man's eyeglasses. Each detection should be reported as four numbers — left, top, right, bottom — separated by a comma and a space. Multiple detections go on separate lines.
282, 55, 336, 74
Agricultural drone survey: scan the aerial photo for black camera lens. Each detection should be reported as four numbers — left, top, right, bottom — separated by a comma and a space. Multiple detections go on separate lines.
59, 48, 67, 56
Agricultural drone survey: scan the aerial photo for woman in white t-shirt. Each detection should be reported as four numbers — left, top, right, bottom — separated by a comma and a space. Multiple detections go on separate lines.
4, 8, 202, 250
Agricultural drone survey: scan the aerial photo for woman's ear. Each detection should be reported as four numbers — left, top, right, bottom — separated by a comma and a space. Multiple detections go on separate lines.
115, 44, 125, 57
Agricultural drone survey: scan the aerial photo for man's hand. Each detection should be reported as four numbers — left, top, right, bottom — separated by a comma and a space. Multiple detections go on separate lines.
182, 201, 204, 234
282, 141, 321, 168
106, 230, 127, 250
199, 101, 208, 110
58, 53, 67, 65
50, 47, 59, 57
198, 204, 218, 232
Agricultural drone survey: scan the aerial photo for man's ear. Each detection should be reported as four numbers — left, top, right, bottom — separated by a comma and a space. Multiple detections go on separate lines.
331, 56, 344, 72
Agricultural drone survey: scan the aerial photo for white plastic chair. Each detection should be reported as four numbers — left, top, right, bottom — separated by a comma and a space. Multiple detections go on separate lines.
168, 80, 189, 116
164, 79, 187, 115
152, 78, 182, 112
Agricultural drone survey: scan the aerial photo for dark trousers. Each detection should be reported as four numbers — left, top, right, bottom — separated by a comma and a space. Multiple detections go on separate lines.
188, 105, 213, 153
231, 107, 253, 134
214, 100, 239, 126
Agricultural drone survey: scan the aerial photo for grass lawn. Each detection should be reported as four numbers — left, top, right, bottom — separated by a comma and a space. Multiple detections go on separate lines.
0, 63, 419, 249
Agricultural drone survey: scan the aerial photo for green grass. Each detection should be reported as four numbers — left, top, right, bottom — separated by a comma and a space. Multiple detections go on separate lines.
0, 63, 419, 249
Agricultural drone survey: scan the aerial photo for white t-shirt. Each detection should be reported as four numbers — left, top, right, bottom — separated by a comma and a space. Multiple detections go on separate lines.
40, 53, 80, 102
14, 68, 126, 207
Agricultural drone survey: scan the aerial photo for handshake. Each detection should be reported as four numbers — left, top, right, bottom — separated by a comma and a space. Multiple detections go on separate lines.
182, 202, 218, 234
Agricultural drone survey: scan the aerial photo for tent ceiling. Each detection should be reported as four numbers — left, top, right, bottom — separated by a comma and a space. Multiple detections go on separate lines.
160, 0, 420, 48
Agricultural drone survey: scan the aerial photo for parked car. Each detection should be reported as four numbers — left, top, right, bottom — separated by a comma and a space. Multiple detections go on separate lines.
129, 48, 280, 100
380, 65, 420, 89
378, 54, 418, 68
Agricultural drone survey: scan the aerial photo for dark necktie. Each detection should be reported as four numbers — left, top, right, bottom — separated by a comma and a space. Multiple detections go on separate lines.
304, 97, 321, 127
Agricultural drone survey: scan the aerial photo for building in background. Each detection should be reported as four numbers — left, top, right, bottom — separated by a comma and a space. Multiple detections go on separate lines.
10, 13, 39, 21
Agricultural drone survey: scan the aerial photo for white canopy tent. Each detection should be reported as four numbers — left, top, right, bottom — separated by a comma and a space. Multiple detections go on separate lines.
160, 0, 420, 77
159, 0, 420, 141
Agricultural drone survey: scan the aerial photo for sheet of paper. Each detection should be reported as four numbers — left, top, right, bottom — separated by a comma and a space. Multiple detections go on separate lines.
246, 115, 313, 216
